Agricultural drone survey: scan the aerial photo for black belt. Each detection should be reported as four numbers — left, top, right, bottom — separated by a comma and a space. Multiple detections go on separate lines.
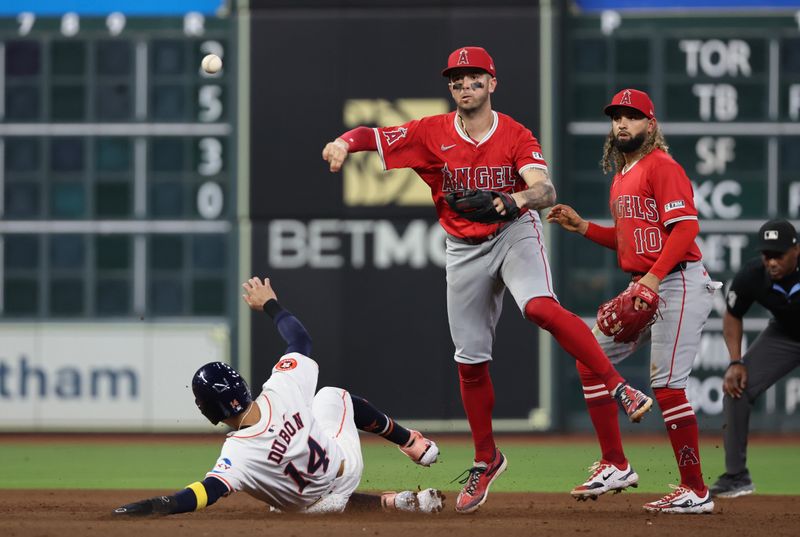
632, 261, 688, 278
447, 219, 516, 245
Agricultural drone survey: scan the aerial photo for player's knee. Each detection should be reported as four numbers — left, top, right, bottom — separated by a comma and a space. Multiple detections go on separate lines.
317, 386, 345, 398
457, 362, 490, 384
524, 296, 564, 329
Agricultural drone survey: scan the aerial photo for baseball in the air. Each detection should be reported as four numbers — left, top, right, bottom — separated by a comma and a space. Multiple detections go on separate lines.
201, 54, 222, 74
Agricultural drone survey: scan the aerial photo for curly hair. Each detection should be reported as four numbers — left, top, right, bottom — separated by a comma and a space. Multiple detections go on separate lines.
600, 123, 670, 174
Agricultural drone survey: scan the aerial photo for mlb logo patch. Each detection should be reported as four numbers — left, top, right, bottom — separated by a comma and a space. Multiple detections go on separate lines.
532, 151, 543, 160
764, 230, 779, 240
664, 200, 685, 212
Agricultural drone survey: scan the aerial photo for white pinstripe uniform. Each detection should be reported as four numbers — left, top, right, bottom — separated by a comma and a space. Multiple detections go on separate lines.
205, 353, 363, 513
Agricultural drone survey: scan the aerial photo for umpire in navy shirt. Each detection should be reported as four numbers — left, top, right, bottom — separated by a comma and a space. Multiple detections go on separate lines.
710, 219, 800, 498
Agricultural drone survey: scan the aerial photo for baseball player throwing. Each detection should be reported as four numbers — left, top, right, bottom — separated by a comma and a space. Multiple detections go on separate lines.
548, 89, 717, 514
322, 46, 651, 514
114, 276, 443, 516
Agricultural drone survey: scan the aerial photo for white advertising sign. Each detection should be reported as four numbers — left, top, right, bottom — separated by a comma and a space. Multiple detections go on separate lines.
0, 323, 229, 431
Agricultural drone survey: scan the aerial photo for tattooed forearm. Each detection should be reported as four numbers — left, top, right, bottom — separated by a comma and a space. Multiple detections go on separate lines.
517, 176, 556, 210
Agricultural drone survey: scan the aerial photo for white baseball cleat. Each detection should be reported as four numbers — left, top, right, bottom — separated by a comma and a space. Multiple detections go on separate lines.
571, 461, 639, 500
643, 485, 715, 514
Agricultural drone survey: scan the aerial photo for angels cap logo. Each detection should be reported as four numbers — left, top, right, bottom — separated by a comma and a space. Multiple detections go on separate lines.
620, 90, 632, 105
457, 48, 469, 65
275, 357, 298, 371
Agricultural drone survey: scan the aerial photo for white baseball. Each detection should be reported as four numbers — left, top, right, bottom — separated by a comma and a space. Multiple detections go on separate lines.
201, 54, 222, 74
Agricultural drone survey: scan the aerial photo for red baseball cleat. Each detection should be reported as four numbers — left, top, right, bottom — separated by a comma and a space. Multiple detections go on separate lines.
614, 383, 653, 423
454, 448, 508, 514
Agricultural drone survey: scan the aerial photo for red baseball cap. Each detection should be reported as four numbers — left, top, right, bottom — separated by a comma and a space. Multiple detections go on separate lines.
442, 46, 496, 78
604, 88, 655, 119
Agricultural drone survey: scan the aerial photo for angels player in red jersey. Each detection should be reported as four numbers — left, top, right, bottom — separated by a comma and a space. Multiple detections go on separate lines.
322, 46, 652, 514
548, 89, 719, 514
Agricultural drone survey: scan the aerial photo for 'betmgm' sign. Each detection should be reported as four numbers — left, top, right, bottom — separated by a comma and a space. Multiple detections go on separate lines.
342, 99, 448, 207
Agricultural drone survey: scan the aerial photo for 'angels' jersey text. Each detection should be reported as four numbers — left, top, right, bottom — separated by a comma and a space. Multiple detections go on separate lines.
441, 163, 517, 192
609, 149, 702, 274
374, 110, 548, 241
612, 195, 659, 223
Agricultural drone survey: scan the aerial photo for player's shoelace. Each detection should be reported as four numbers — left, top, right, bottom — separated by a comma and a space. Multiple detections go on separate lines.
584, 461, 608, 481
452, 466, 486, 496
654, 484, 690, 504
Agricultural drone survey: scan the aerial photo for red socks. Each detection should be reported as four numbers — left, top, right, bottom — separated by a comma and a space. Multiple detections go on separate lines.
653, 387, 706, 493
457, 362, 496, 464
525, 297, 625, 391
576, 362, 626, 467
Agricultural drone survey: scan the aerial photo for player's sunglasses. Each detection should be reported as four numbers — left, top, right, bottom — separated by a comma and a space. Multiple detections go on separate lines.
449, 81, 485, 91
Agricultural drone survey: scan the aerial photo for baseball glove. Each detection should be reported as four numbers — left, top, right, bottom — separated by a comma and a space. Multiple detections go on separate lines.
445, 189, 520, 224
596, 282, 660, 343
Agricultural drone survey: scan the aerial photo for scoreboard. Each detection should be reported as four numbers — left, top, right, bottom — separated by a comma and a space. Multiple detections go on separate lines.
0, 9, 236, 319
558, 11, 800, 429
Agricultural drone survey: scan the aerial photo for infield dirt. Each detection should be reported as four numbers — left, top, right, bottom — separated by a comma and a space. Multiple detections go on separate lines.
1, 490, 797, 537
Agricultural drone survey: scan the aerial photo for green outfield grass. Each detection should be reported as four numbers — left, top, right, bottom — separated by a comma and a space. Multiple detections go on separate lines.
1, 438, 797, 494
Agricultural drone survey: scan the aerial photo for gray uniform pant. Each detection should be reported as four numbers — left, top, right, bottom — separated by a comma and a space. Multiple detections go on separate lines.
723, 322, 800, 474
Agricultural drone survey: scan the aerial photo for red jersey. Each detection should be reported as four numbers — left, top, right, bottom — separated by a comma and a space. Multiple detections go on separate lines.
373, 111, 548, 240
609, 148, 702, 274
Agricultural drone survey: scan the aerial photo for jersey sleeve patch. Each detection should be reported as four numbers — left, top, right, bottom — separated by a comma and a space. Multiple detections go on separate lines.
206, 456, 238, 493
664, 200, 686, 212
274, 357, 298, 372
381, 127, 407, 146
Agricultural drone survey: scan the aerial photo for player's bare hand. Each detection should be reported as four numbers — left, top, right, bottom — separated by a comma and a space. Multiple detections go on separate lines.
723, 363, 748, 398
322, 138, 349, 172
546, 204, 588, 234
242, 276, 278, 311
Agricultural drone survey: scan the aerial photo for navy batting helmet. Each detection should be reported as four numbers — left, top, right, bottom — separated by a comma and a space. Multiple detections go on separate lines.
192, 362, 252, 425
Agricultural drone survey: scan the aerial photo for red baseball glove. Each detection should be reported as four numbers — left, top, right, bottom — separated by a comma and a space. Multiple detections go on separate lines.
596, 282, 660, 343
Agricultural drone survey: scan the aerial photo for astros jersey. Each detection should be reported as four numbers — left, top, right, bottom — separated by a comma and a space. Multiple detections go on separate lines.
609, 148, 702, 274
373, 111, 548, 241
205, 353, 344, 511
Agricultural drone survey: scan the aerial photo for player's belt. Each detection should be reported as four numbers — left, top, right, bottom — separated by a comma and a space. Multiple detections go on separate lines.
447, 219, 516, 245
631, 261, 688, 279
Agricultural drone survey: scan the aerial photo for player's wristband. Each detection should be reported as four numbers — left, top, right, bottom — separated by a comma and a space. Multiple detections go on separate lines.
186, 481, 208, 510
264, 299, 284, 319
727, 359, 745, 368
